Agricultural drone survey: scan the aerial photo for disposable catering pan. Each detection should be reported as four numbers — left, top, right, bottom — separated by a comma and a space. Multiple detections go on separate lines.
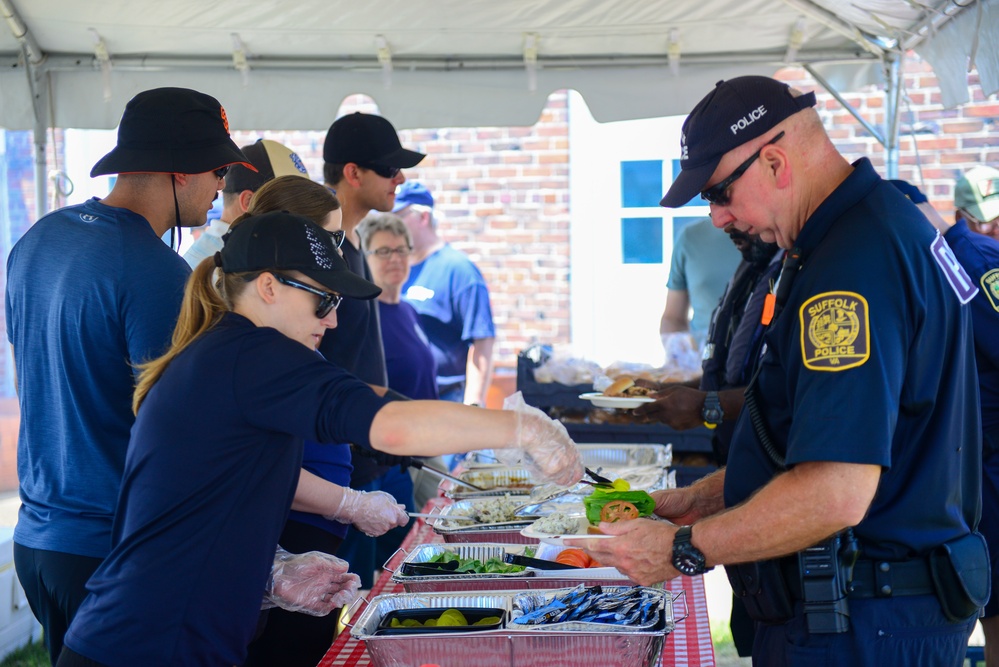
464, 444, 673, 470
441, 467, 537, 499
347, 587, 673, 667
428, 497, 543, 545
389, 543, 637, 593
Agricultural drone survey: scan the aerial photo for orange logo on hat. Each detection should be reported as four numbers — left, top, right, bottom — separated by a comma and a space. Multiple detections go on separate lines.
220, 106, 230, 134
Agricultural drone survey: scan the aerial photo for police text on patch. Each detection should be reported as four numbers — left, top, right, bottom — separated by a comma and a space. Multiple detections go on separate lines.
731, 105, 766, 135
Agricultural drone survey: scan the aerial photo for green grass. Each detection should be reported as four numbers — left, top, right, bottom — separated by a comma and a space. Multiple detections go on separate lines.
0, 640, 49, 667
711, 617, 738, 658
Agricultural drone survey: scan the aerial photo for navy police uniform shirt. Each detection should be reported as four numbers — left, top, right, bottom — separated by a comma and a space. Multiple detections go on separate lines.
724, 159, 982, 562
942, 219, 999, 438
65, 313, 390, 666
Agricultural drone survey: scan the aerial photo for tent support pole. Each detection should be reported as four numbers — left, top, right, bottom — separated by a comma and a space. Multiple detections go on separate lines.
804, 63, 886, 146
884, 53, 903, 180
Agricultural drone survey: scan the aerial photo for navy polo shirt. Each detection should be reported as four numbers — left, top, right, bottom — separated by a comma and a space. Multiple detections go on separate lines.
725, 159, 981, 560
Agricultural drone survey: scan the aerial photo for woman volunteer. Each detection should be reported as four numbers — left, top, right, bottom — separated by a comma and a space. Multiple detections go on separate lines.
58, 211, 582, 667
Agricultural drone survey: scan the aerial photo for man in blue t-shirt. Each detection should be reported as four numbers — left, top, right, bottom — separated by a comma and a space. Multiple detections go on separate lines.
395, 181, 496, 407
4, 87, 252, 664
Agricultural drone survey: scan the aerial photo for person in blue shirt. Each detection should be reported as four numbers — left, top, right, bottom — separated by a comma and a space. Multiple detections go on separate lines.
5, 87, 253, 665
661, 217, 742, 348
571, 76, 985, 667
395, 181, 496, 407
57, 211, 583, 667
893, 176, 999, 665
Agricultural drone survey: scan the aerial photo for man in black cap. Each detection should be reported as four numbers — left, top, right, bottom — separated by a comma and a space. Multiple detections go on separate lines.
5, 86, 251, 663
319, 112, 425, 594
183, 138, 310, 268
570, 76, 985, 664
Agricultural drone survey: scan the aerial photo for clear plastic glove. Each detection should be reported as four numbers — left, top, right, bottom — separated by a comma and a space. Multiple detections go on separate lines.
494, 391, 583, 487
323, 487, 409, 537
262, 546, 361, 617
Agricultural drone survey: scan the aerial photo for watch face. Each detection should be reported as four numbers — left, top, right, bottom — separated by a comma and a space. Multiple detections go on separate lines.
675, 550, 704, 575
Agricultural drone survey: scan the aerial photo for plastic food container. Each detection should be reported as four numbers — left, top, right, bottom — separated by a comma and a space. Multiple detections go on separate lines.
376, 607, 506, 635
348, 587, 673, 667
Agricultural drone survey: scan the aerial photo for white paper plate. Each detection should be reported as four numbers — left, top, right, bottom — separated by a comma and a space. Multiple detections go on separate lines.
578, 392, 655, 409
520, 516, 617, 546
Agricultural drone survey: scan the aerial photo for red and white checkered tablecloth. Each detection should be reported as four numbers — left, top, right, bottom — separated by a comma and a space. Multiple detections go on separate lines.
317, 499, 715, 667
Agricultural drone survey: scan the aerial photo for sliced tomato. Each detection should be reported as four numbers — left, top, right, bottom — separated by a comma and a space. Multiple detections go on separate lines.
599, 500, 639, 523
555, 548, 592, 568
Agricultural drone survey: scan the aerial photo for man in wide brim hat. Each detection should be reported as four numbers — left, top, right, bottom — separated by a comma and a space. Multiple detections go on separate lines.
5, 86, 251, 664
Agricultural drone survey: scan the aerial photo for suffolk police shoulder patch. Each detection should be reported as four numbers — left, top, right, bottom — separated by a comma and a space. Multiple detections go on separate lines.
983, 269, 999, 313
799, 291, 870, 371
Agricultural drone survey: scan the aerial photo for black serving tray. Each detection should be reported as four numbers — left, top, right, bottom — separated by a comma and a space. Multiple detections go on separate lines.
376, 607, 506, 635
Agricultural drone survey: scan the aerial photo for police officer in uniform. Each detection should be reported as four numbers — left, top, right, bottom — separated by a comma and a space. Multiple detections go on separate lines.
569, 76, 987, 667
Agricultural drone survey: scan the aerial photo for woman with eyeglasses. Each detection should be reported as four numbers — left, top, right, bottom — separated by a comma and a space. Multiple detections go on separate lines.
357, 211, 447, 507
57, 211, 582, 667
233, 176, 406, 667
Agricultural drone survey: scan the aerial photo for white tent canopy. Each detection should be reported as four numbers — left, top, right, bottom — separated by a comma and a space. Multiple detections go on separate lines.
2, 0, 997, 133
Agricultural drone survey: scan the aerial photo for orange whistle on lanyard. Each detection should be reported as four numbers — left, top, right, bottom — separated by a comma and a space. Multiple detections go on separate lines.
761, 293, 777, 326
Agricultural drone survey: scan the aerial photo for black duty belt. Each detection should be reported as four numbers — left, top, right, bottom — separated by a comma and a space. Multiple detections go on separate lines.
784, 557, 935, 599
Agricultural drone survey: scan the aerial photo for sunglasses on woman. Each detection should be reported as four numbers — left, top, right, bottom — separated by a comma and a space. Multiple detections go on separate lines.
328, 229, 345, 249
273, 274, 342, 319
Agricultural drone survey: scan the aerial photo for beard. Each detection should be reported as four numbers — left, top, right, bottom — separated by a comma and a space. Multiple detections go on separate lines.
728, 229, 779, 267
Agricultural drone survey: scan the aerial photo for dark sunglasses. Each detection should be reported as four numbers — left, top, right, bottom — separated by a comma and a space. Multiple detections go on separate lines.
700, 131, 785, 206
213, 165, 231, 180
273, 274, 342, 319
356, 163, 401, 180
329, 229, 345, 249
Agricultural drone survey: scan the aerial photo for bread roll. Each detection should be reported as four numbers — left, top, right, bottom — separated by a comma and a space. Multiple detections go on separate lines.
603, 376, 636, 397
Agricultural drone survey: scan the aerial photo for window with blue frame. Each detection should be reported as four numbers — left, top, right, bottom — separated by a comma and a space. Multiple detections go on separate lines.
621, 217, 663, 264
620, 160, 663, 264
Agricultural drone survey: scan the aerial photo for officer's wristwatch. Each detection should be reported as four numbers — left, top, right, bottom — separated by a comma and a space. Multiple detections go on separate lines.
701, 391, 724, 429
672, 525, 712, 576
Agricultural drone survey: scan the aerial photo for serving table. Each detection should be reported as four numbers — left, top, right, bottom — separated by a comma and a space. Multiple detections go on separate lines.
317, 498, 716, 667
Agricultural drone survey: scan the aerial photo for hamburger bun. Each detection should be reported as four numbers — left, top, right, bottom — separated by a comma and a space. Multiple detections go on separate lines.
604, 376, 635, 397
603, 376, 651, 397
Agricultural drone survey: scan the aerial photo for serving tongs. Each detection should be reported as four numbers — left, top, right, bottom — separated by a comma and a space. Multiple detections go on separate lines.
409, 459, 486, 491
503, 553, 581, 570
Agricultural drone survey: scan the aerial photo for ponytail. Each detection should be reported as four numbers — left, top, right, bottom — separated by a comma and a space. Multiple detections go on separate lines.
133, 256, 253, 414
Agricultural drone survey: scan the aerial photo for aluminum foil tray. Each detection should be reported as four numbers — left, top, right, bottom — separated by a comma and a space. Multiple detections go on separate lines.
391, 543, 635, 593
349, 587, 671, 667
431, 497, 534, 533
442, 467, 537, 499
431, 498, 542, 543
466, 444, 673, 470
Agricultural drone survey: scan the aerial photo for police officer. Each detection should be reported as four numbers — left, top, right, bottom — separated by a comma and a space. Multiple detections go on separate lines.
893, 176, 999, 665
569, 76, 986, 666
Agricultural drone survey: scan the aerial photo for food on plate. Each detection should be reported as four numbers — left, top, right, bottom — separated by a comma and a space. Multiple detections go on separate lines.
554, 548, 593, 568
599, 500, 640, 523
583, 485, 655, 526
602, 376, 652, 398
531, 512, 579, 535
428, 552, 525, 574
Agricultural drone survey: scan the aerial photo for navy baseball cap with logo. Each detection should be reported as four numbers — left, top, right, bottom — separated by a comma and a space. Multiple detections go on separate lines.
392, 181, 435, 212
91, 87, 254, 177
220, 211, 381, 300
660, 76, 816, 208
323, 112, 425, 169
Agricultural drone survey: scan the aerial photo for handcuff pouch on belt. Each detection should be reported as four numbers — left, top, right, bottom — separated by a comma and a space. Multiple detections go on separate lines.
928, 531, 991, 622
725, 560, 795, 625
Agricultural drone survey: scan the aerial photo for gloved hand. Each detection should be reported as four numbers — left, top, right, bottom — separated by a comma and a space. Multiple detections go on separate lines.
262, 547, 361, 617
495, 391, 583, 487
323, 487, 409, 537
